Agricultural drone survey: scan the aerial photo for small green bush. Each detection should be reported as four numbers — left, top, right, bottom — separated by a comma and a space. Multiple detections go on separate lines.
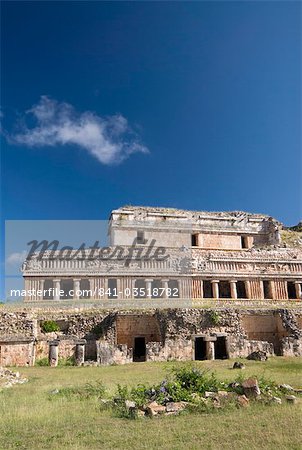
208, 310, 221, 326
41, 320, 60, 333
35, 357, 49, 366
57, 356, 75, 367
170, 365, 225, 394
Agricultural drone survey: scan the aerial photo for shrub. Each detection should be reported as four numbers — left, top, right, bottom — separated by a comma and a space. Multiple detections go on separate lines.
35, 357, 49, 366
41, 320, 59, 333
57, 356, 75, 367
170, 365, 224, 394
208, 310, 221, 325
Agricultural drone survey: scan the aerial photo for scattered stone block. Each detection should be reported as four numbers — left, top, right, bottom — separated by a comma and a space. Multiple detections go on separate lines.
0, 367, 27, 388
237, 395, 249, 407
241, 378, 261, 397
233, 362, 245, 369
270, 396, 282, 404
125, 400, 136, 410
146, 401, 166, 416
217, 391, 229, 397
204, 391, 216, 398
285, 395, 297, 404
165, 402, 187, 413
247, 351, 268, 361
280, 384, 294, 391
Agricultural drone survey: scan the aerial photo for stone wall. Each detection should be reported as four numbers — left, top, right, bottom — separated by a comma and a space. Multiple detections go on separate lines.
0, 339, 35, 366
0, 307, 301, 366
116, 314, 161, 347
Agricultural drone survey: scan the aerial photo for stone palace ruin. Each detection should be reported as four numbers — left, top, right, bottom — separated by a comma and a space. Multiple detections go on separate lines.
1, 206, 301, 366
22, 206, 302, 302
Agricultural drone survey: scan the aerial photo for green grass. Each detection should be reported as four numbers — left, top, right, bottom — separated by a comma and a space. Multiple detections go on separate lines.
0, 358, 302, 450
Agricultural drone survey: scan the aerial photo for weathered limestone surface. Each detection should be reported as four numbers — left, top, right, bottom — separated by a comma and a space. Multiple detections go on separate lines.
0, 307, 301, 366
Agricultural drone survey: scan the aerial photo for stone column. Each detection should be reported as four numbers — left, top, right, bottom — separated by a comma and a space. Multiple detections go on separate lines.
162, 279, 169, 298
24, 278, 31, 302
230, 280, 237, 299
103, 278, 108, 300
245, 280, 252, 299
205, 337, 216, 360
116, 278, 122, 300
48, 340, 59, 367
89, 278, 95, 299
53, 279, 61, 301
199, 279, 204, 299
145, 279, 153, 298
294, 282, 302, 299
197, 234, 202, 247
38, 279, 45, 301
211, 280, 219, 299
75, 339, 86, 366
73, 278, 81, 300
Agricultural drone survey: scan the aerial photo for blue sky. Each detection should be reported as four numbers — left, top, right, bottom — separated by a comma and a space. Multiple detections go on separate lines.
1, 2, 301, 225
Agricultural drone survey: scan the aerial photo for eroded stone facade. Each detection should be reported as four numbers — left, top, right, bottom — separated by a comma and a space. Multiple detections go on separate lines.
21, 206, 302, 302
0, 307, 301, 366
2, 206, 301, 366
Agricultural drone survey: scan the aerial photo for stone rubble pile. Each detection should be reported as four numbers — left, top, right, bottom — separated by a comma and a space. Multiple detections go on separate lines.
0, 366, 28, 389
115, 376, 300, 419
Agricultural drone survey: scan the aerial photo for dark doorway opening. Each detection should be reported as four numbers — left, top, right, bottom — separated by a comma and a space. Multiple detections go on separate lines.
80, 279, 90, 299
151, 280, 162, 298
191, 234, 198, 246
134, 279, 146, 298
168, 280, 180, 298
263, 281, 271, 299
214, 337, 228, 359
237, 281, 247, 299
287, 282, 296, 299
60, 280, 73, 299
85, 340, 97, 361
108, 279, 118, 298
219, 281, 231, 298
133, 337, 146, 362
43, 280, 54, 299
194, 337, 206, 360
241, 236, 248, 249
203, 281, 212, 298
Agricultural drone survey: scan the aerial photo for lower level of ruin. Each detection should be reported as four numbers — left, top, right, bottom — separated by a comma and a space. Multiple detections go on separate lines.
0, 307, 301, 367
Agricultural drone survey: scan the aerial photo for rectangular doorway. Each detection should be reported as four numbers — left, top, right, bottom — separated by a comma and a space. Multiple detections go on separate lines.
194, 337, 206, 360
214, 337, 228, 359
133, 337, 146, 362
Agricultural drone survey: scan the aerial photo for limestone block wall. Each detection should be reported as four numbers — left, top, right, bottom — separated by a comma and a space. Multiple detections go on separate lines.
0, 307, 301, 366
35, 339, 76, 361
0, 312, 36, 337
97, 341, 132, 365
241, 314, 289, 354
116, 315, 161, 347
198, 233, 242, 250
155, 308, 242, 341
227, 336, 275, 358
146, 339, 193, 361
0, 340, 35, 366
281, 337, 302, 357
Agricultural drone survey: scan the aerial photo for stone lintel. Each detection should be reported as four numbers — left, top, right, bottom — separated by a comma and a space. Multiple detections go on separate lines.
48, 339, 60, 346
203, 336, 217, 342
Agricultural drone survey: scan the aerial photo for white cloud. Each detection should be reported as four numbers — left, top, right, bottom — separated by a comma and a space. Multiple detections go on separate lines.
6, 251, 27, 266
8, 96, 149, 165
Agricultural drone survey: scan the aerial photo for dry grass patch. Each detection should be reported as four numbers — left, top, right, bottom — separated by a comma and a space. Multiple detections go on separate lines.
0, 358, 301, 449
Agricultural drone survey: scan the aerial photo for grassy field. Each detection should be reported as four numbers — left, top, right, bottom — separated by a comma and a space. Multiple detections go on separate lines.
0, 358, 301, 450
